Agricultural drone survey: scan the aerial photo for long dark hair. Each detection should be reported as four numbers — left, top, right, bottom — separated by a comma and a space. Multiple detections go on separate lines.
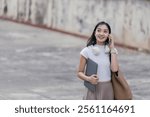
87, 21, 111, 47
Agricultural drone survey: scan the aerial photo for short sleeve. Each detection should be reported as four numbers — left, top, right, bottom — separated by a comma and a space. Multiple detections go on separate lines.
80, 47, 89, 59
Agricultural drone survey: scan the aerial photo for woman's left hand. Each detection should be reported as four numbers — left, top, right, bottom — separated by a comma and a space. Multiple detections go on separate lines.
108, 34, 115, 49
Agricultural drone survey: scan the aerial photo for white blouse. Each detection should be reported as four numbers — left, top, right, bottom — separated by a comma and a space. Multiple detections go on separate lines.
80, 44, 111, 82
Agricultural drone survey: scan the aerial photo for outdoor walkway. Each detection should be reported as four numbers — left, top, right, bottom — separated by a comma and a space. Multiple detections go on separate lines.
0, 19, 150, 100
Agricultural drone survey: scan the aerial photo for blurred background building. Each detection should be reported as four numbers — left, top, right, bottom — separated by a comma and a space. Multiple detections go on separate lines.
0, 0, 150, 51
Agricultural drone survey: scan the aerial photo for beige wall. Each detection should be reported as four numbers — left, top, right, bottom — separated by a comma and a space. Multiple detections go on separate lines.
0, 0, 150, 51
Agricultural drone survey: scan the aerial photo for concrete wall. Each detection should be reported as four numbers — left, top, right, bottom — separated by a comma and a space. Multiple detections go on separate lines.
0, 0, 150, 51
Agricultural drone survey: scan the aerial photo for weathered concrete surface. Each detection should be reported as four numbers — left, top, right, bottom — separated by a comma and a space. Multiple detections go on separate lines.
0, 0, 150, 51
0, 19, 150, 100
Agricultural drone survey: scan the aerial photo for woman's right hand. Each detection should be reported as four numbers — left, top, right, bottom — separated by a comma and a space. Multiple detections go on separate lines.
87, 74, 98, 85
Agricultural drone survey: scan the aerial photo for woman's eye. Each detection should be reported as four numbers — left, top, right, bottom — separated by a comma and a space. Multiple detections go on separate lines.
104, 31, 108, 33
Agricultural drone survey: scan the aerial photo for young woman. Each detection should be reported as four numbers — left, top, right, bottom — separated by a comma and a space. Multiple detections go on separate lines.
77, 21, 119, 100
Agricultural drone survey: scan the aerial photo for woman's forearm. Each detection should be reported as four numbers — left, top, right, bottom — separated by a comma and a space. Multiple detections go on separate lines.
110, 48, 119, 72
77, 72, 90, 82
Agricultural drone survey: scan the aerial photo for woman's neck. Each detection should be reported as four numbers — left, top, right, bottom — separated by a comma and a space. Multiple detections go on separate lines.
96, 41, 104, 45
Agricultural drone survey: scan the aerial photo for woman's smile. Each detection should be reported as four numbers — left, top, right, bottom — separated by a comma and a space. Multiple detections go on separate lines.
97, 35, 105, 39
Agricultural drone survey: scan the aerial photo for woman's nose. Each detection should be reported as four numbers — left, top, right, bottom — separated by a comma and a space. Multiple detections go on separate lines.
99, 31, 104, 35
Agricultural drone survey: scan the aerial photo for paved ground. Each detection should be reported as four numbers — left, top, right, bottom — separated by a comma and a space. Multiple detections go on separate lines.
0, 19, 150, 100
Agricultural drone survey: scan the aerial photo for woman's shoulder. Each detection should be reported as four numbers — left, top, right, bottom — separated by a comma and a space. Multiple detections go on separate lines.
81, 45, 93, 53
81, 45, 93, 52
80, 45, 94, 59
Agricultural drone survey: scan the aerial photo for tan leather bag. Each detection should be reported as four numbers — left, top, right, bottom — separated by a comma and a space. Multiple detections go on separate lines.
111, 70, 133, 100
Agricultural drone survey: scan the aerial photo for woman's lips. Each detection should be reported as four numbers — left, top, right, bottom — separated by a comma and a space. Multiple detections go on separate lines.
98, 35, 105, 39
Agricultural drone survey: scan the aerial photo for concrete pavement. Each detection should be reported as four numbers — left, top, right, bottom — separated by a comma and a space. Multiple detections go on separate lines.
0, 19, 150, 100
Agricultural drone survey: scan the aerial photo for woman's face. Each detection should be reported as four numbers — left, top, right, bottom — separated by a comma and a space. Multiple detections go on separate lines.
95, 24, 109, 44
